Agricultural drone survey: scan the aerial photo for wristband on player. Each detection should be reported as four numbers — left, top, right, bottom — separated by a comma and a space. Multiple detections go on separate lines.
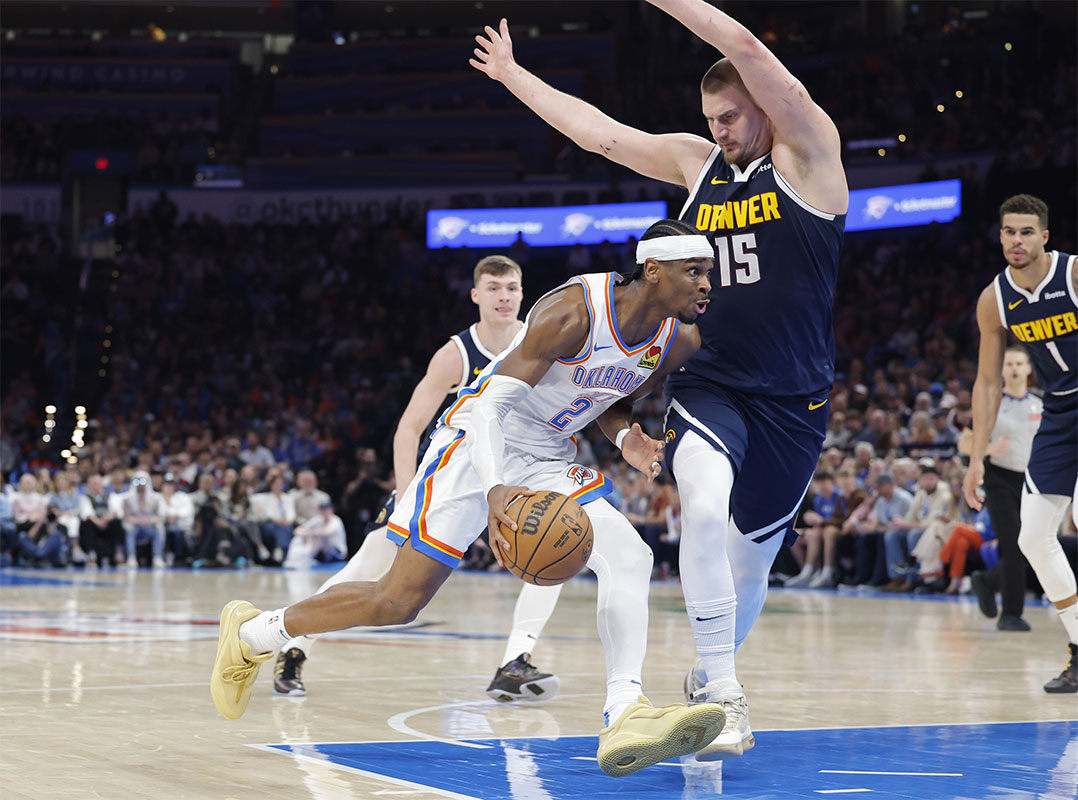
614, 427, 631, 451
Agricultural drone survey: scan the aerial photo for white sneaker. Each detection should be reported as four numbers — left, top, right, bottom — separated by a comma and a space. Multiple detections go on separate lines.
690, 687, 755, 761
808, 567, 836, 589
152, 556, 167, 569
783, 567, 816, 587
125, 556, 139, 569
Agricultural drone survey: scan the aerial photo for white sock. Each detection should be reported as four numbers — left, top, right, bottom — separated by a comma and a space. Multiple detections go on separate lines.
500, 583, 562, 667
685, 596, 738, 686
603, 674, 642, 727
239, 607, 292, 655
1057, 603, 1078, 645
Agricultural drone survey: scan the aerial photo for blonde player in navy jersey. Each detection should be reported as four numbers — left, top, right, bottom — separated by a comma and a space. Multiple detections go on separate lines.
472, 0, 847, 757
270, 257, 565, 704
964, 194, 1078, 694
212, 221, 731, 777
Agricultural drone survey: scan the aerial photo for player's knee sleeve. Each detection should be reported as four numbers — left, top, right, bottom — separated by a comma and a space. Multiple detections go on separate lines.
586, 498, 652, 581
727, 518, 784, 651
1018, 491, 1077, 603
674, 431, 736, 600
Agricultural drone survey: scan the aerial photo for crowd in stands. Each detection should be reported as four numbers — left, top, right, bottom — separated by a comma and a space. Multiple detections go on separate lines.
1, 5, 1075, 593
2, 4, 1073, 183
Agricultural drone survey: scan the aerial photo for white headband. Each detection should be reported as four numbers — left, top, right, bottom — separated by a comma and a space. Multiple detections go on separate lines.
635, 235, 714, 264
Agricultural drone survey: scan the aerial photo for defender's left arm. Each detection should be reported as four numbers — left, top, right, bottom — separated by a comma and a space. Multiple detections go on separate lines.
647, 0, 847, 212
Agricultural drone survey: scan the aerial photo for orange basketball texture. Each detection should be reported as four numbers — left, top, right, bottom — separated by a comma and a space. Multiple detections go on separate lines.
496, 491, 594, 586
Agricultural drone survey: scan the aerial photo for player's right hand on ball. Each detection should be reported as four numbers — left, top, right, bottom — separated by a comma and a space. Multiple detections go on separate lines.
962, 460, 985, 511
485, 483, 535, 567
470, 18, 515, 82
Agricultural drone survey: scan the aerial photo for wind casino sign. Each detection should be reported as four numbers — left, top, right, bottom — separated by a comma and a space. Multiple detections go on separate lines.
427, 201, 667, 248
848, 179, 961, 232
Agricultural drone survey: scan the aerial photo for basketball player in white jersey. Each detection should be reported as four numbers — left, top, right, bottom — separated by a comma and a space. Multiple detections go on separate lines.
271, 257, 564, 704
212, 221, 730, 777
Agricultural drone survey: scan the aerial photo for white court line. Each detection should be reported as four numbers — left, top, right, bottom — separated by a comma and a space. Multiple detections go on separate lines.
249, 744, 482, 800
815, 790, 872, 795
386, 700, 497, 750
821, 770, 963, 776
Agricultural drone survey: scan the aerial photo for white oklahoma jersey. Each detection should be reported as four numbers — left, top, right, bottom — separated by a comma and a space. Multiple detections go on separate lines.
385, 271, 681, 568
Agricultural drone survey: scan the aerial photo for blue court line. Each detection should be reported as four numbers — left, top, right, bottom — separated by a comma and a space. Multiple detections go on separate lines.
260, 720, 1078, 800
0, 570, 117, 588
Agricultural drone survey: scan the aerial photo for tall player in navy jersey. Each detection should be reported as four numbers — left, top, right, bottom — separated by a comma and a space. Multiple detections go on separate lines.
270, 256, 566, 704
473, 0, 846, 757
964, 194, 1078, 694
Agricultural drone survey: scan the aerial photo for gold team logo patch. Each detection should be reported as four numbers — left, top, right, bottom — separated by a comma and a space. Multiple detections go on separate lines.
375, 507, 387, 524
665, 429, 677, 443
637, 345, 662, 370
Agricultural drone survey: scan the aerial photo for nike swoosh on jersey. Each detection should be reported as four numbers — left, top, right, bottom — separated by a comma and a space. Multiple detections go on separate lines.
473, 366, 482, 375
1008, 299, 1024, 310
710, 177, 728, 185
593, 344, 612, 351
808, 399, 828, 410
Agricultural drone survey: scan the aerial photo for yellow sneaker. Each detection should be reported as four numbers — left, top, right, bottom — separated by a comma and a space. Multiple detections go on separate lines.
596, 695, 725, 777
210, 600, 272, 720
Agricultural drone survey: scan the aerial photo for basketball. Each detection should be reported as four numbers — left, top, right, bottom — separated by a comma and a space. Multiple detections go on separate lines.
496, 491, 594, 586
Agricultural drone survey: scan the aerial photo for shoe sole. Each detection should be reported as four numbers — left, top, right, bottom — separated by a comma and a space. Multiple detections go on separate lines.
1043, 684, 1077, 694
598, 705, 726, 778
210, 600, 263, 720
696, 731, 756, 762
485, 675, 560, 703
272, 686, 307, 697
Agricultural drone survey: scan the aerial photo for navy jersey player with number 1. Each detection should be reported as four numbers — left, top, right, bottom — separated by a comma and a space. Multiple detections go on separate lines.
964, 194, 1078, 694
472, 0, 847, 758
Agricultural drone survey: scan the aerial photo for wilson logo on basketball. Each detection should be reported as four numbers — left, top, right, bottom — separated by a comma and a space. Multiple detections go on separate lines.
520, 491, 558, 536
637, 345, 662, 370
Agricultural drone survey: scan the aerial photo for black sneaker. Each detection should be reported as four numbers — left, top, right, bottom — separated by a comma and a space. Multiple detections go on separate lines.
970, 571, 997, 618
1044, 643, 1078, 694
273, 647, 307, 697
996, 615, 1031, 632
485, 653, 561, 703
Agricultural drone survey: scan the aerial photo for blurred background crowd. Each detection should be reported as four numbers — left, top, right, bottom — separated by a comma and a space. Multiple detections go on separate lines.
1, 2, 1075, 595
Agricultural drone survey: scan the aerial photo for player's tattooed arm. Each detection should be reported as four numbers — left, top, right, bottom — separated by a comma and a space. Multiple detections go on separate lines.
470, 18, 713, 189
646, 0, 846, 211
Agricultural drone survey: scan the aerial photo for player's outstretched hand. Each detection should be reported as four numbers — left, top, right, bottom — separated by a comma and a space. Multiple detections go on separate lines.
486, 483, 536, 567
621, 422, 665, 483
470, 18, 516, 82
962, 460, 985, 511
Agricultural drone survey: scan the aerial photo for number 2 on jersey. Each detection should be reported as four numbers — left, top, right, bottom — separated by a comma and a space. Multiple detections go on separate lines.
548, 397, 593, 430
713, 233, 761, 287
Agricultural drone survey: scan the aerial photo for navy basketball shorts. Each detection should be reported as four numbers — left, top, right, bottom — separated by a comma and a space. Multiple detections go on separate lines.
1025, 394, 1077, 498
664, 382, 829, 546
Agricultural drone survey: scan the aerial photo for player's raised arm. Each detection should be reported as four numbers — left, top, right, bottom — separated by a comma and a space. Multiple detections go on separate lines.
391, 341, 466, 495
963, 286, 1008, 510
465, 288, 590, 558
470, 18, 713, 188
647, 0, 845, 207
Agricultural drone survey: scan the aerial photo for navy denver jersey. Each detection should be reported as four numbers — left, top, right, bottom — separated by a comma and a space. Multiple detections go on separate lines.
673, 147, 845, 396
993, 251, 1078, 404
